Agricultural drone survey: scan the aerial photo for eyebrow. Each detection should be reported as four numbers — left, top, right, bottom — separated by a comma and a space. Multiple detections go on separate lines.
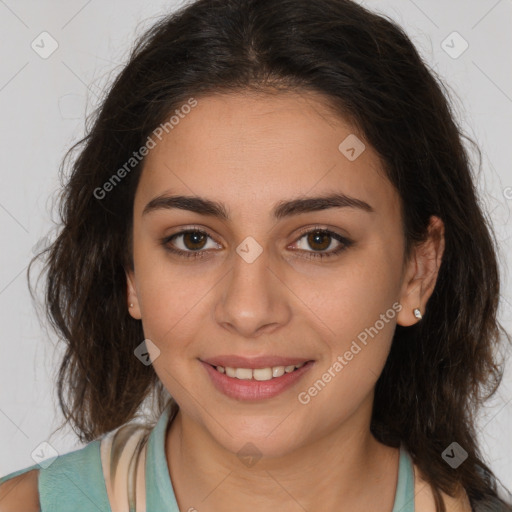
142, 192, 374, 220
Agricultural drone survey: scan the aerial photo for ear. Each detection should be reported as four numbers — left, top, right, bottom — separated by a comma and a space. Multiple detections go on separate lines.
125, 267, 142, 320
396, 216, 445, 327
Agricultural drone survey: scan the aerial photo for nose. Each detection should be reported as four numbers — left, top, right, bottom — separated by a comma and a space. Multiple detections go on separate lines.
214, 246, 292, 339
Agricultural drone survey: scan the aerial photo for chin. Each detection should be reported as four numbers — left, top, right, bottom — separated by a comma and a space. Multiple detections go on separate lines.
204, 414, 308, 461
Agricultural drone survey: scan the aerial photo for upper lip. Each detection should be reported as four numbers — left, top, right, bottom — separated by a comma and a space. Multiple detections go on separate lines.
201, 355, 313, 369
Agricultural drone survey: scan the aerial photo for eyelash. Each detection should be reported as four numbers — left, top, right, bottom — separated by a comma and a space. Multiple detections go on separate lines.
161, 225, 353, 261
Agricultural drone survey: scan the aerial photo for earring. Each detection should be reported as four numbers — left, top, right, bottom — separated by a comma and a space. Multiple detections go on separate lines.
129, 303, 134, 308
413, 308, 422, 320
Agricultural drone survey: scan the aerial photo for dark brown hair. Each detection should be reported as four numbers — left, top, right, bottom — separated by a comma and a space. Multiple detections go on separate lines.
29, 0, 511, 510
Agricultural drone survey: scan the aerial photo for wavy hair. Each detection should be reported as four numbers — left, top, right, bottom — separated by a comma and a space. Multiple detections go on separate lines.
29, 1, 511, 510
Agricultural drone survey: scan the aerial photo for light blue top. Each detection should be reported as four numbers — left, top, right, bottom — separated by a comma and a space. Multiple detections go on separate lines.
0, 404, 415, 511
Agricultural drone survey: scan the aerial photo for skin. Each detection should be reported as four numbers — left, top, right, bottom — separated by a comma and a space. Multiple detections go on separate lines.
124, 89, 447, 512
0, 90, 471, 512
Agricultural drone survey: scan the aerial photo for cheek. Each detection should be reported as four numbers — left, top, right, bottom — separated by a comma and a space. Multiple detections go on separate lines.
298, 244, 403, 410
138, 270, 207, 346
303, 247, 401, 342
132, 238, 207, 346
296, 260, 401, 421
136, 267, 205, 395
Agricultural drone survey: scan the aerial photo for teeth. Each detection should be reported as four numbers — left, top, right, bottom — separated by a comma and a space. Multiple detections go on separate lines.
235, 368, 253, 380
253, 368, 273, 381
272, 366, 285, 378
215, 362, 306, 381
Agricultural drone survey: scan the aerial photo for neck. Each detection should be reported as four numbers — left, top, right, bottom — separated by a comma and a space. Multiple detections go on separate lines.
165, 398, 399, 512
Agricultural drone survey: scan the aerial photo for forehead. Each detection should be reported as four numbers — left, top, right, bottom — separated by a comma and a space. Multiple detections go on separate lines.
135, 90, 398, 220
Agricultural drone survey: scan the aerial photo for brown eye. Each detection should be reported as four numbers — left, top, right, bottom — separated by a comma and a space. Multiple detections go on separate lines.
291, 228, 353, 260
306, 231, 332, 251
162, 229, 221, 259
182, 231, 208, 250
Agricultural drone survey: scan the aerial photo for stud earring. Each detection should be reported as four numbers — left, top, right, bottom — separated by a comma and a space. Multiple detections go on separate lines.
129, 303, 134, 308
413, 308, 422, 320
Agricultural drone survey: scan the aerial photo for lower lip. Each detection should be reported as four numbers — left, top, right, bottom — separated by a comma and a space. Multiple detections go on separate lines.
201, 360, 315, 401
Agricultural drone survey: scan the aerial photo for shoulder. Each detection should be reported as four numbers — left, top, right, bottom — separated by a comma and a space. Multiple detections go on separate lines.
0, 469, 40, 512
0, 419, 154, 512
413, 463, 472, 512
0, 439, 103, 512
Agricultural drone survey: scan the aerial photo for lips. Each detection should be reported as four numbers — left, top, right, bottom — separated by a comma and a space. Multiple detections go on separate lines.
200, 356, 315, 401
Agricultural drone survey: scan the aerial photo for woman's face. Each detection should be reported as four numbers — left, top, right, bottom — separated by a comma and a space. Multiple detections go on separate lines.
126, 90, 427, 457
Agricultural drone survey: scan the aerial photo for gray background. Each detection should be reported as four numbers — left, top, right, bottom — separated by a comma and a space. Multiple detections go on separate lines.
1, 0, 511, 491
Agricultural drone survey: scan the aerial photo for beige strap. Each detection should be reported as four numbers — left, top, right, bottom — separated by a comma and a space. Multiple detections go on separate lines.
100, 423, 151, 512
134, 435, 147, 512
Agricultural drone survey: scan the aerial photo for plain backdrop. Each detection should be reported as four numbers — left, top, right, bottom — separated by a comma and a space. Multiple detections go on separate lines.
1, 0, 511, 492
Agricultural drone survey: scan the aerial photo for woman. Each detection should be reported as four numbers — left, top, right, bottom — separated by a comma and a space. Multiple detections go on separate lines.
1, 0, 510, 510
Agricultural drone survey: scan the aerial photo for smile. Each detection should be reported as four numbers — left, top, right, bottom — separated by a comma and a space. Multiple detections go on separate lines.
215, 362, 306, 381
200, 360, 315, 401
